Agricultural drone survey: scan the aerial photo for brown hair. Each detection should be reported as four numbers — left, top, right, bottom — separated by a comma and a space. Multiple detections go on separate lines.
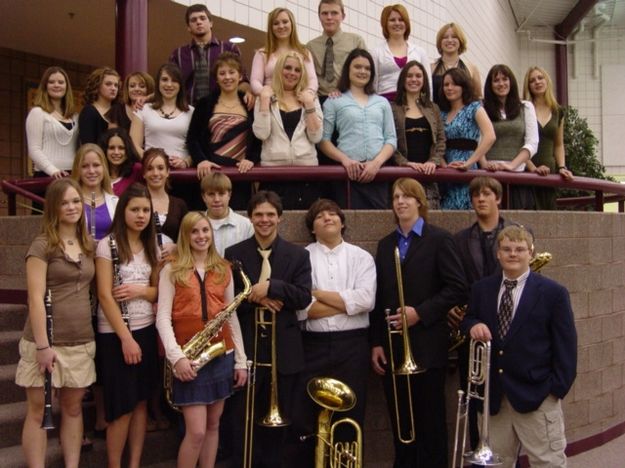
152, 63, 189, 112
185, 4, 211, 24
305, 199, 346, 236
469, 176, 503, 199
33, 67, 75, 118
318, 0, 345, 15
41, 178, 93, 256
84, 67, 120, 104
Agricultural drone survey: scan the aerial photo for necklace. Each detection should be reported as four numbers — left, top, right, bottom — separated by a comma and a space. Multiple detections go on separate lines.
64, 239, 76, 245
442, 57, 460, 71
218, 99, 240, 110
159, 107, 177, 119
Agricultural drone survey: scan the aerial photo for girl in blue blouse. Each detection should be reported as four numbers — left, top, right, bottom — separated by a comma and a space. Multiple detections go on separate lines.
319, 48, 397, 209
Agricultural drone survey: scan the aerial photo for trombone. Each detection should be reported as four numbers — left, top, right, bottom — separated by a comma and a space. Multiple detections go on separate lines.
243, 307, 290, 468
452, 339, 502, 467
385, 247, 426, 444
301, 377, 362, 468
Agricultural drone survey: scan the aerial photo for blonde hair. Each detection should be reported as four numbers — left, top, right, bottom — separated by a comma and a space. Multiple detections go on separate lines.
170, 212, 229, 287
392, 178, 429, 223
272, 51, 309, 100
523, 66, 560, 114
436, 23, 468, 55
380, 4, 411, 40
41, 178, 93, 256
33, 67, 75, 118
263, 8, 309, 60
71, 143, 113, 194
497, 225, 535, 251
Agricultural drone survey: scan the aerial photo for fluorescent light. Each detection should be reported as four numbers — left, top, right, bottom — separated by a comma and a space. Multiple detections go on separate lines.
229, 36, 245, 44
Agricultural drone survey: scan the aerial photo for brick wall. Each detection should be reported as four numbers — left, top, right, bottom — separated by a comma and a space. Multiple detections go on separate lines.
0, 47, 92, 216
3, 210, 624, 462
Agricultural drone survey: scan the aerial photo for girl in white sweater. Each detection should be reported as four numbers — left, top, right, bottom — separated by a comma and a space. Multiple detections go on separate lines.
26, 67, 79, 178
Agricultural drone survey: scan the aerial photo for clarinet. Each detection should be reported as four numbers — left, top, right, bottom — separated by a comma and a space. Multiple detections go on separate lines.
41, 289, 55, 430
109, 234, 130, 329
153, 211, 163, 250
90, 192, 96, 239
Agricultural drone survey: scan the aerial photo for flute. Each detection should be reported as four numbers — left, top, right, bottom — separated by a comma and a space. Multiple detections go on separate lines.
41, 289, 55, 430
109, 235, 130, 329
90, 192, 96, 239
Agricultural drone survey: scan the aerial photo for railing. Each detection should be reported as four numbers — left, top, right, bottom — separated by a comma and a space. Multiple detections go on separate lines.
2, 167, 625, 214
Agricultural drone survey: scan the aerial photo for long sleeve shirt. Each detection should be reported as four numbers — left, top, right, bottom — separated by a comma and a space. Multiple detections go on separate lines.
25, 107, 78, 174
298, 241, 376, 331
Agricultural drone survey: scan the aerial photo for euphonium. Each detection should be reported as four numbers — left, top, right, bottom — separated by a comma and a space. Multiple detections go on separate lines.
164, 262, 252, 410
304, 377, 362, 468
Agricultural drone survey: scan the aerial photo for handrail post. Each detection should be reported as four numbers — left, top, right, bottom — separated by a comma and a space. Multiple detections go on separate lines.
595, 191, 604, 212
8, 192, 16, 216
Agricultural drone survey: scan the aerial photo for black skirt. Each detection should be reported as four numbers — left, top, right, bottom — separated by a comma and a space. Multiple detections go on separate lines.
97, 324, 158, 422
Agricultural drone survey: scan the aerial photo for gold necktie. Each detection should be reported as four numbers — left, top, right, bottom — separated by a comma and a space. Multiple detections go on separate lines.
258, 248, 272, 283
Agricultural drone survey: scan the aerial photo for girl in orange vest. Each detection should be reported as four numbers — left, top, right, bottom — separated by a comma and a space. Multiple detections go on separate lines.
156, 212, 247, 468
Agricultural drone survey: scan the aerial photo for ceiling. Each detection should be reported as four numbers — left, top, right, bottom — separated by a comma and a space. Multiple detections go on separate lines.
509, 0, 625, 35
0, 0, 265, 75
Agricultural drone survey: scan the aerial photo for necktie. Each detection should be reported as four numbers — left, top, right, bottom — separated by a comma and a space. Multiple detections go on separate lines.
497, 279, 517, 339
323, 37, 334, 83
258, 248, 272, 283
194, 44, 211, 102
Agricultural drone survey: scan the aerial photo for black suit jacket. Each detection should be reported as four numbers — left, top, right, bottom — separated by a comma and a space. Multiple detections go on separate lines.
462, 272, 577, 414
225, 235, 312, 375
372, 222, 468, 369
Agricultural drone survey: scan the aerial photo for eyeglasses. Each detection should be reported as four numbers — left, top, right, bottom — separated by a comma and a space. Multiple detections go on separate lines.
499, 247, 529, 255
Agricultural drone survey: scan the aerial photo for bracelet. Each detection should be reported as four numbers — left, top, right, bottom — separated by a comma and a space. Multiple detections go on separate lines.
36, 346, 50, 351
558, 166, 568, 170
304, 108, 316, 114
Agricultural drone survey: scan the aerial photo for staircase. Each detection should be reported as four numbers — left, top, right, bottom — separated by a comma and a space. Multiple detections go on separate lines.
0, 301, 180, 468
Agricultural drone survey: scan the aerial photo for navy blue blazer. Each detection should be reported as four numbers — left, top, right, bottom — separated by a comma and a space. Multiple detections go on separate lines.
461, 271, 577, 414
225, 235, 312, 375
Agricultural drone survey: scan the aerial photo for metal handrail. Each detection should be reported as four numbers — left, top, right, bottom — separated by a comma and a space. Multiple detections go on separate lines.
3, 167, 625, 214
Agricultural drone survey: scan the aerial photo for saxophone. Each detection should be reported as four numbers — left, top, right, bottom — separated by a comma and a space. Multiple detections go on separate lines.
448, 251, 553, 353
164, 262, 252, 410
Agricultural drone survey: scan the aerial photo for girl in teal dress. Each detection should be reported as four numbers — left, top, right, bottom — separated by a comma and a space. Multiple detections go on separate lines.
439, 68, 495, 210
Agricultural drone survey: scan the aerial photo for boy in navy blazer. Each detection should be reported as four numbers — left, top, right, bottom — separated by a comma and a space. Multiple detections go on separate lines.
461, 225, 577, 467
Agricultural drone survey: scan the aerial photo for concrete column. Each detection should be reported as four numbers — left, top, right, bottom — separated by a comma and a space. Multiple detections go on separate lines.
115, 0, 148, 76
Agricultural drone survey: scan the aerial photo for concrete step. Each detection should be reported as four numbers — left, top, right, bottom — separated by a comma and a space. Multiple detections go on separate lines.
0, 304, 27, 332
0, 364, 22, 405
0, 330, 22, 365
0, 426, 179, 468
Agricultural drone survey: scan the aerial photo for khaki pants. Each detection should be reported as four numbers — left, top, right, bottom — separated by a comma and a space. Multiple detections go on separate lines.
480, 394, 567, 468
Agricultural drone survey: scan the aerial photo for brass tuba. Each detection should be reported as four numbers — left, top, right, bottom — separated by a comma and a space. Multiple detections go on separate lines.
303, 377, 362, 468
164, 262, 252, 410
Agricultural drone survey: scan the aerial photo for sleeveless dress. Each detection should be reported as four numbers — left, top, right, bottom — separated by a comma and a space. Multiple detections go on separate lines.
441, 101, 481, 210
532, 108, 564, 210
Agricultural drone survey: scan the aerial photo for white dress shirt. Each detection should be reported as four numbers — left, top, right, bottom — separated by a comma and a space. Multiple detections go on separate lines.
299, 241, 376, 331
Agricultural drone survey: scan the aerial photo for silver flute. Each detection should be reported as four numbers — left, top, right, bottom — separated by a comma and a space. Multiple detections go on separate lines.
90, 192, 96, 238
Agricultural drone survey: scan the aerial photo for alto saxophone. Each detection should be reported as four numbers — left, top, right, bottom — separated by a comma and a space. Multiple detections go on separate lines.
164, 262, 252, 410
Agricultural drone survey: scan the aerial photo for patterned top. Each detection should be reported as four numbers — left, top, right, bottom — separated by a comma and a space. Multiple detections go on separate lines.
209, 113, 248, 161
441, 101, 481, 210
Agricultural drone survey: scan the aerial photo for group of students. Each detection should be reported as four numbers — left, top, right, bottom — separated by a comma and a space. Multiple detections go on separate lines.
26, 1, 574, 217
17, 172, 577, 468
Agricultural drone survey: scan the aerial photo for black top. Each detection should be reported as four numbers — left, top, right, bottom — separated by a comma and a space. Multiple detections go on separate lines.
405, 116, 432, 164
280, 108, 301, 141
78, 104, 109, 145
431, 59, 470, 106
